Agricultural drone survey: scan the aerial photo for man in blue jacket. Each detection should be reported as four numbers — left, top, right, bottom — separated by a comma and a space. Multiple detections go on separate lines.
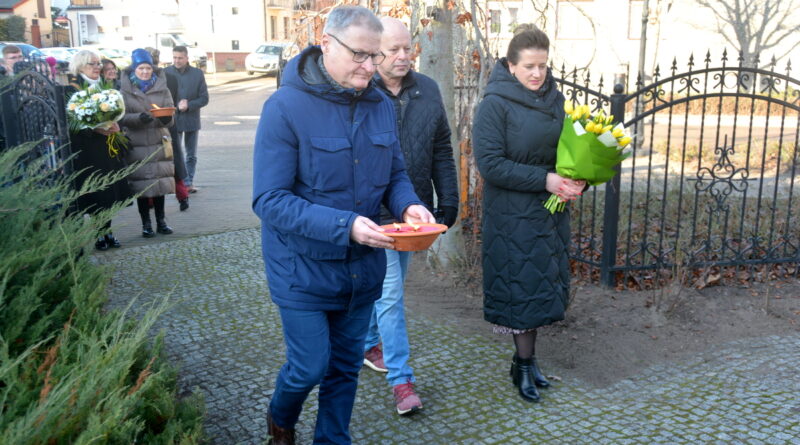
362, 17, 459, 416
252, 6, 434, 445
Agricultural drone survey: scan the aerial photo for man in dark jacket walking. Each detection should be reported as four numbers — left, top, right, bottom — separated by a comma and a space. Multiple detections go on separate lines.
165, 46, 208, 195
252, 6, 434, 444
361, 17, 459, 416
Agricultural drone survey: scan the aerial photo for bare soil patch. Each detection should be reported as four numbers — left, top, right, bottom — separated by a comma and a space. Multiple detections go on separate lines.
404, 256, 800, 387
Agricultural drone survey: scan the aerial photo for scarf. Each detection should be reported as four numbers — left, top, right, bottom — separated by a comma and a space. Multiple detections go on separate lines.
129, 71, 157, 93
80, 73, 100, 86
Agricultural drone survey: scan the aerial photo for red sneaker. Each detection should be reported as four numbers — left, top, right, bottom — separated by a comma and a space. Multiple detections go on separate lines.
393, 380, 423, 415
363, 344, 388, 372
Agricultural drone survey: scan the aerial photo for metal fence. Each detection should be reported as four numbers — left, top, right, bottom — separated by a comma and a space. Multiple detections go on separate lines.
0, 61, 71, 179
555, 50, 800, 286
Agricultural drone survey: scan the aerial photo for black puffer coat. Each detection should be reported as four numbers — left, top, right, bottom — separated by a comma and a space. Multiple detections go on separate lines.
375, 71, 459, 221
473, 59, 570, 330
66, 75, 132, 214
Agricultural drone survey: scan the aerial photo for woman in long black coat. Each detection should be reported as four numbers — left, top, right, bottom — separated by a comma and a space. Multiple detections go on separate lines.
67, 50, 132, 250
472, 27, 585, 403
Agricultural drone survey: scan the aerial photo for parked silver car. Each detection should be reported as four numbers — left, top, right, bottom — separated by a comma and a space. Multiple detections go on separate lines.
39, 47, 79, 64
245, 43, 285, 76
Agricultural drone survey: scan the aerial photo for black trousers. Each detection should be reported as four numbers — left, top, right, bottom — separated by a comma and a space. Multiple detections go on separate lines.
136, 196, 165, 224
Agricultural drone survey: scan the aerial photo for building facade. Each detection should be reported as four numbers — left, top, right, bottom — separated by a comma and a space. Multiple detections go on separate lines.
481, 0, 800, 88
0, 0, 53, 47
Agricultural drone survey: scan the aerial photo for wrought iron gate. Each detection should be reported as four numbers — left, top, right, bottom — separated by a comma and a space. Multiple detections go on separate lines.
0, 66, 72, 178
555, 51, 800, 286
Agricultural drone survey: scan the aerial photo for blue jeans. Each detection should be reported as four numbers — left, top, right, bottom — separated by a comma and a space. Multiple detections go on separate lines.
364, 250, 414, 387
176, 130, 199, 186
270, 303, 373, 445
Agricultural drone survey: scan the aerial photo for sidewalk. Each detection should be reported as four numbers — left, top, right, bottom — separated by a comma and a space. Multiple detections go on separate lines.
94, 84, 800, 443
99, 230, 800, 444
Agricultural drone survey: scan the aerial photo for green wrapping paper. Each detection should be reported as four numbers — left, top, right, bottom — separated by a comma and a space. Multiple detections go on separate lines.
544, 117, 630, 213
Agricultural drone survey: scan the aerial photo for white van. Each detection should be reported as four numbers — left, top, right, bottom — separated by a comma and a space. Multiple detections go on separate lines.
156, 33, 207, 69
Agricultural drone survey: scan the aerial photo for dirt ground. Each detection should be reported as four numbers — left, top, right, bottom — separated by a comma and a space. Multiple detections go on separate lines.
404, 256, 800, 387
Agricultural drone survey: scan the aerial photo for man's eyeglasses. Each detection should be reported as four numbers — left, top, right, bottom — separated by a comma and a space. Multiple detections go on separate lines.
86, 62, 102, 67
328, 34, 385, 65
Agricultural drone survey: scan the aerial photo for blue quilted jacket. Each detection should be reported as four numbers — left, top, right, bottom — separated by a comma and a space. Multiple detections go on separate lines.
252, 46, 420, 311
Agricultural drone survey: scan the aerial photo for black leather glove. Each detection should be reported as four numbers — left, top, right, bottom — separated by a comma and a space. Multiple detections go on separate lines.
139, 112, 154, 124
157, 115, 172, 125
436, 205, 458, 228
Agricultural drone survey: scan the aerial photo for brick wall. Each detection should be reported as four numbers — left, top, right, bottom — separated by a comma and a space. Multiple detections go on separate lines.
208, 52, 248, 72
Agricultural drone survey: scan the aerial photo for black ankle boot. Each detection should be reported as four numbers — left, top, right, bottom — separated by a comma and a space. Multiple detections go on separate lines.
94, 236, 109, 251
156, 219, 173, 234
510, 355, 540, 402
142, 220, 155, 238
104, 233, 121, 248
531, 356, 550, 388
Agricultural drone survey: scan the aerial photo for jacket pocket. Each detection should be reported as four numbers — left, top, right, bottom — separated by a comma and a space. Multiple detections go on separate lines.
309, 137, 351, 191
367, 131, 395, 187
283, 231, 347, 260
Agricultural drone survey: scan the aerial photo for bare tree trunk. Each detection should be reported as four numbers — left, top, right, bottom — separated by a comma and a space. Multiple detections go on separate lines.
418, 1, 464, 265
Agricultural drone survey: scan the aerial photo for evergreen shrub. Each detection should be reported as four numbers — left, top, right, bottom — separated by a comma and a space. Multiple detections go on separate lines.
0, 144, 205, 444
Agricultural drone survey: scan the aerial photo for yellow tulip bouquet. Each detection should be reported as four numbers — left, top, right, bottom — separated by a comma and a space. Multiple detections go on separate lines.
543, 103, 632, 213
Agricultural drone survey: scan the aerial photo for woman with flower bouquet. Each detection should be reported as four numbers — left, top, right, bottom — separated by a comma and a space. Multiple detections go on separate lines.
67, 49, 132, 251
473, 26, 585, 403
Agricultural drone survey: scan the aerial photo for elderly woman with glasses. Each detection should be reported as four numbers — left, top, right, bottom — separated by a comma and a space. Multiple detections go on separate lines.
66, 49, 132, 251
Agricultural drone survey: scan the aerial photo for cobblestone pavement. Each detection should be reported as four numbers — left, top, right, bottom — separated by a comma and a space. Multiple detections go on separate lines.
101, 230, 800, 444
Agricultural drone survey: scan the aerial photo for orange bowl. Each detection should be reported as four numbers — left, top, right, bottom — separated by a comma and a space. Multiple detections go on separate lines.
150, 107, 176, 117
380, 223, 448, 251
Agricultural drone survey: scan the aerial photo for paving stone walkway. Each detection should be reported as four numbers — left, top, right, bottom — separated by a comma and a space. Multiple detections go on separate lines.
100, 229, 800, 444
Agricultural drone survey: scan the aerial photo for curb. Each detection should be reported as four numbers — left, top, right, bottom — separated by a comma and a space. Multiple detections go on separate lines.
205, 72, 272, 87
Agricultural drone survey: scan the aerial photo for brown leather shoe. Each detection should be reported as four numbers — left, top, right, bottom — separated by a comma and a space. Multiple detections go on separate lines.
267, 411, 296, 445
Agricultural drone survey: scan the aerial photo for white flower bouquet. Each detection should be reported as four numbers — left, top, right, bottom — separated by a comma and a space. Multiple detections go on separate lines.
67, 83, 128, 157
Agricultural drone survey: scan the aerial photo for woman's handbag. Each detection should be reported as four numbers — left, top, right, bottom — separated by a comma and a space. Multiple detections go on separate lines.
161, 135, 173, 160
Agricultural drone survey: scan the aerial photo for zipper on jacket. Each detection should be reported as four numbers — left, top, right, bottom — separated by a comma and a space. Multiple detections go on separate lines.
349, 97, 359, 141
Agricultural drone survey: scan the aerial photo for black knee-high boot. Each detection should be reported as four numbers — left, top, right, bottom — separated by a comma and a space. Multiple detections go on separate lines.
137, 198, 155, 238
510, 355, 540, 402
153, 196, 172, 234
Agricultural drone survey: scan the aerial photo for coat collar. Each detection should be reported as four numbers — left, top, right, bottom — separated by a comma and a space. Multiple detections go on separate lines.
484, 58, 560, 114
283, 46, 383, 105
372, 70, 418, 99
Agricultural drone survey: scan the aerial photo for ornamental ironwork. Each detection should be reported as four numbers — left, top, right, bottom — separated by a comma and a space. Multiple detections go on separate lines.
553, 49, 800, 286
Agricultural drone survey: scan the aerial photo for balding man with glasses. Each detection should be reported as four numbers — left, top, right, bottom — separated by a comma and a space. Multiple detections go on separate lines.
252, 5, 433, 445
